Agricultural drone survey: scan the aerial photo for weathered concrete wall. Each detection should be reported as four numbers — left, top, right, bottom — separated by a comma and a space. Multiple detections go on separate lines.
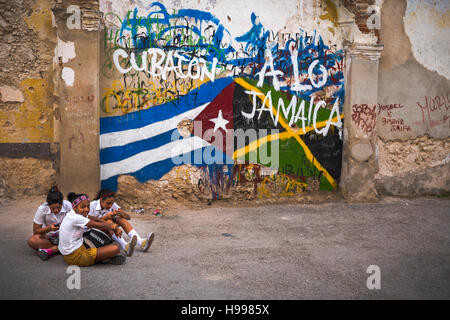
0, 0, 58, 198
337, 0, 383, 201
340, 44, 383, 201
375, 136, 450, 195
52, 0, 101, 199
376, 0, 450, 196
0, 0, 101, 200
0, 157, 57, 202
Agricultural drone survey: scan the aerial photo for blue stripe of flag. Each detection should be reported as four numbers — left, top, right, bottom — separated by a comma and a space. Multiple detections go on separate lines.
100, 77, 233, 134
100, 129, 177, 165
101, 146, 234, 191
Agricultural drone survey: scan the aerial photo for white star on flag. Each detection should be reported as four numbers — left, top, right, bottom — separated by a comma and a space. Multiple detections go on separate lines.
209, 109, 229, 133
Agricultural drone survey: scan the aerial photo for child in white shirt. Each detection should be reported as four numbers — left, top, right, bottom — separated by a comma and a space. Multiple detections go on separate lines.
28, 187, 71, 261
59, 192, 128, 266
88, 189, 155, 256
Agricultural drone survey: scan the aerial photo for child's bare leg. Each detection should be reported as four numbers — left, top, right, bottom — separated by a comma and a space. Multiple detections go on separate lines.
94, 243, 120, 262
27, 234, 59, 252
115, 217, 133, 234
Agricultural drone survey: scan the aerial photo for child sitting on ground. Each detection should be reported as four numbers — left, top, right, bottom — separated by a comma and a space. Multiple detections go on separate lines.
28, 187, 71, 261
58, 192, 127, 266
88, 189, 155, 255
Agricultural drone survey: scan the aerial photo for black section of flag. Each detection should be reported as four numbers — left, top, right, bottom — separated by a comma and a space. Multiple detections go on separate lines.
232, 81, 285, 136
302, 128, 343, 181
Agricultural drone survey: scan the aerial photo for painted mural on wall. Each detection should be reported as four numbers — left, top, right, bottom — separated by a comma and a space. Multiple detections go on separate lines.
99, 1, 345, 196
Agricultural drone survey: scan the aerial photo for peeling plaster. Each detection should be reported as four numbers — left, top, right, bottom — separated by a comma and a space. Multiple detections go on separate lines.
62, 67, 75, 87
0, 78, 54, 143
404, 0, 450, 79
0, 86, 24, 102
24, 0, 54, 41
377, 135, 450, 176
54, 37, 76, 64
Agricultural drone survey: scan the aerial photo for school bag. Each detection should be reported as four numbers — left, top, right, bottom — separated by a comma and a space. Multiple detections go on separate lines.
83, 228, 113, 248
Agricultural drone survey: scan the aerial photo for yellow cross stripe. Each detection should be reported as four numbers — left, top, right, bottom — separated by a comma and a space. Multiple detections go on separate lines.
233, 78, 340, 189
233, 115, 343, 159
233, 132, 282, 159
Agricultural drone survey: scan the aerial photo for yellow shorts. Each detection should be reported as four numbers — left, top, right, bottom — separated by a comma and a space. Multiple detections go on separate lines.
63, 245, 97, 267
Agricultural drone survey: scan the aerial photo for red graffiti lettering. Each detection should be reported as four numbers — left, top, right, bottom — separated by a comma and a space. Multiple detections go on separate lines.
351, 104, 377, 135
416, 92, 450, 127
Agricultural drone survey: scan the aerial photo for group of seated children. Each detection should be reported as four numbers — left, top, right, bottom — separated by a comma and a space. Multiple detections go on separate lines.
27, 187, 155, 266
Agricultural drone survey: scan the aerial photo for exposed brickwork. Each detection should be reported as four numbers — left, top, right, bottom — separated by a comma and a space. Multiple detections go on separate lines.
343, 0, 380, 41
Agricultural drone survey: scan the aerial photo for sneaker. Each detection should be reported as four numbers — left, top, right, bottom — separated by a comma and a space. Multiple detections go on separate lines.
141, 232, 155, 252
38, 248, 54, 261
104, 255, 126, 265
124, 235, 137, 257
49, 233, 59, 245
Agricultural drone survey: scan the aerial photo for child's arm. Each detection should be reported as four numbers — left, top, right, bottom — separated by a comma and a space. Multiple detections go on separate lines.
115, 208, 131, 220
32, 222, 58, 235
94, 209, 130, 222
87, 215, 106, 223
89, 211, 116, 221
33, 206, 59, 234
86, 217, 122, 237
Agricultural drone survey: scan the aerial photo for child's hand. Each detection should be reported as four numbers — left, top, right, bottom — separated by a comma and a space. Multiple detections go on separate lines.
105, 211, 117, 220
50, 223, 59, 231
113, 224, 122, 237
116, 208, 131, 220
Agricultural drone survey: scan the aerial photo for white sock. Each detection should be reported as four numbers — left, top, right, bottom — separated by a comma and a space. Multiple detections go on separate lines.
111, 235, 127, 250
128, 229, 143, 246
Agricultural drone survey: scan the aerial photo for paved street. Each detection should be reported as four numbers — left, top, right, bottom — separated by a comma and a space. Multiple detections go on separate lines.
0, 196, 449, 299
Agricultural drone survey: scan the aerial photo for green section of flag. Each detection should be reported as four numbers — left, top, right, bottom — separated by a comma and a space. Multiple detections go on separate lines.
236, 78, 334, 191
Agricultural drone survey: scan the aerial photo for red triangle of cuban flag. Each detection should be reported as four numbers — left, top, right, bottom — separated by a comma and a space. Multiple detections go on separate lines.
192, 81, 235, 157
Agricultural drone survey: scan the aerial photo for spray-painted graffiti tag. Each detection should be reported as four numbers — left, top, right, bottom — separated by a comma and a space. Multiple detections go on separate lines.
415, 92, 450, 128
